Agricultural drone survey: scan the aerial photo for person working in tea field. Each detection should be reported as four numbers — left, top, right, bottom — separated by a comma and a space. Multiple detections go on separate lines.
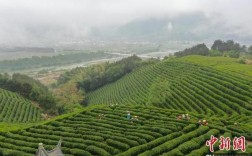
198, 119, 208, 126
97, 114, 106, 120
202, 119, 208, 126
186, 114, 190, 121
131, 116, 139, 123
177, 115, 182, 120
127, 111, 131, 119
198, 119, 202, 126
109, 104, 118, 111
182, 114, 186, 119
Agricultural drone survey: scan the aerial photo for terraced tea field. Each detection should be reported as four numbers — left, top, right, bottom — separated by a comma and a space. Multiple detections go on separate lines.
0, 105, 251, 156
177, 55, 252, 78
0, 88, 41, 122
0, 57, 251, 155
87, 61, 252, 117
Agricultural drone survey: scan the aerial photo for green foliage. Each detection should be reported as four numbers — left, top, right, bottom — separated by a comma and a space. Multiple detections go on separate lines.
87, 60, 252, 116
211, 40, 243, 52
70, 148, 92, 156
77, 55, 142, 92
209, 50, 223, 56
182, 124, 197, 133
0, 105, 250, 155
118, 132, 182, 156
0, 52, 113, 72
54, 82, 84, 114
0, 88, 41, 122
147, 78, 172, 106
86, 145, 110, 156
177, 55, 252, 78
0, 73, 56, 113
187, 146, 209, 156
227, 50, 240, 58
0, 53, 251, 155
238, 58, 246, 64
161, 148, 184, 156
0, 148, 33, 156
55, 55, 151, 112
106, 139, 130, 151
174, 43, 209, 57
139, 126, 209, 156
0, 123, 37, 132
210, 40, 245, 58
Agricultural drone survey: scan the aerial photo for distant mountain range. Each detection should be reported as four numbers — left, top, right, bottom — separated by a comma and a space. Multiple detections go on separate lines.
89, 12, 252, 43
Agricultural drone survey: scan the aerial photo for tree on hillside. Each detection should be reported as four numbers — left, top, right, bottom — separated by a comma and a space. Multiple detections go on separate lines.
249, 45, 252, 54
227, 50, 240, 58
211, 39, 242, 52
78, 55, 143, 92
211, 40, 225, 51
174, 43, 209, 57
54, 82, 84, 114
241, 45, 247, 52
211, 39, 244, 58
0, 73, 56, 113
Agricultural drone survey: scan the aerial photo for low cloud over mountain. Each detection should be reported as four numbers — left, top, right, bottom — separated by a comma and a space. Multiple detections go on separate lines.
0, 0, 251, 46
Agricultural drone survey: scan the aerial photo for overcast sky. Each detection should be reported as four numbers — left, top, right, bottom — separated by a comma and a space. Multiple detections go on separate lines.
0, 0, 251, 46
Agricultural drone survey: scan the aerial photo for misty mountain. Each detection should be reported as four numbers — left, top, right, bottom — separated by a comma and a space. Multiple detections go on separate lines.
89, 12, 250, 42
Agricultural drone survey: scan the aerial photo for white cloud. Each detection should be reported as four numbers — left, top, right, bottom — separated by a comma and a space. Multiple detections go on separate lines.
0, 0, 251, 46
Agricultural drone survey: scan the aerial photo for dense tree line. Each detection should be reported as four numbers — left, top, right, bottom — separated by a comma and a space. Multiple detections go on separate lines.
174, 44, 209, 57
210, 40, 246, 58
0, 73, 56, 114
174, 40, 249, 58
77, 55, 152, 92
55, 55, 158, 112
0, 52, 113, 72
211, 40, 244, 52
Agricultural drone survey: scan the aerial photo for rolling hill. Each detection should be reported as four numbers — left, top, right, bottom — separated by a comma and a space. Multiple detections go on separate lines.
177, 55, 252, 78
0, 56, 251, 155
86, 58, 252, 117
0, 88, 41, 122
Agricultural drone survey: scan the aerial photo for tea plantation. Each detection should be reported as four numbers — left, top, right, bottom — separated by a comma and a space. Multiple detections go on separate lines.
87, 60, 252, 117
0, 105, 251, 156
0, 57, 251, 155
0, 88, 41, 122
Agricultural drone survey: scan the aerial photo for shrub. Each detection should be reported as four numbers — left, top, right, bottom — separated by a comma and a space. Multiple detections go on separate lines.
118, 132, 182, 156
82, 135, 104, 142
1, 149, 33, 156
238, 58, 246, 64
187, 146, 209, 156
209, 50, 223, 56
182, 124, 197, 133
177, 140, 201, 154
106, 139, 130, 151
125, 132, 155, 142
110, 136, 139, 147
70, 149, 92, 156
161, 148, 184, 156
86, 145, 110, 156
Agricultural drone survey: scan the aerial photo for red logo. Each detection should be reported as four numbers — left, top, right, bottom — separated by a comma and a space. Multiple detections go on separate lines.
206, 135, 218, 152
233, 136, 246, 152
206, 136, 246, 152
219, 136, 231, 151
